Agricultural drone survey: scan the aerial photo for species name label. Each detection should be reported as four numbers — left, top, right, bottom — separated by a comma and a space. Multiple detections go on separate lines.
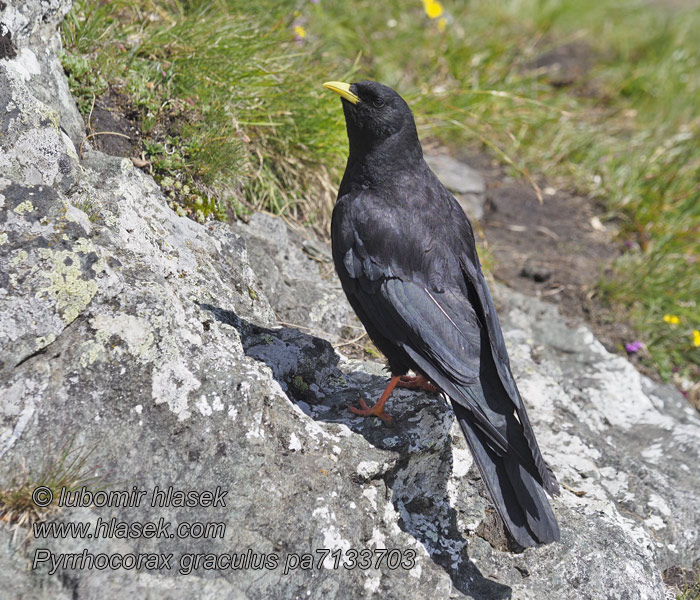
28, 485, 418, 577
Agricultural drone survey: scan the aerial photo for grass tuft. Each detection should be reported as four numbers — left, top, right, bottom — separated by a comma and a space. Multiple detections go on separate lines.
0, 439, 105, 531
61, 0, 350, 225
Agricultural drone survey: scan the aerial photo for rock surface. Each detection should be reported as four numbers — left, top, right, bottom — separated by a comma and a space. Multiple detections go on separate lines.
1, 2, 699, 599
424, 152, 486, 221
230, 213, 360, 344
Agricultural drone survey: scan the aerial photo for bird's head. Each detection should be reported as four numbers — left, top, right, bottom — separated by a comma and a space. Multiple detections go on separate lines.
323, 80, 420, 158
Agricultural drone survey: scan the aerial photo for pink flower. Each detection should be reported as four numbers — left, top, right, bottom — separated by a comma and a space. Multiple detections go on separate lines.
625, 340, 643, 354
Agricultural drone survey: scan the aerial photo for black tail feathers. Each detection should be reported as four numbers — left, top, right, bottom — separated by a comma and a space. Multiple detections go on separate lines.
452, 400, 560, 548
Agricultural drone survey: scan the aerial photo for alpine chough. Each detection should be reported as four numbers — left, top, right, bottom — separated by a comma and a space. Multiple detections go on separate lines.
324, 80, 561, 548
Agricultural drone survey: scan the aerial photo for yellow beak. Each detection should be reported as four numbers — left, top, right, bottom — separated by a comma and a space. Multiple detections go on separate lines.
323, 81, 360, 105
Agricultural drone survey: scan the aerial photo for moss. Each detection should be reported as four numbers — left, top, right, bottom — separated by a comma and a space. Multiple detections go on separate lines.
74, 197, 103, 223
292, 375, 309, 392
364, 345, 382, 360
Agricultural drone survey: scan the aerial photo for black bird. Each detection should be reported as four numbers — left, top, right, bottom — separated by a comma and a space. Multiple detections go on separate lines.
323, 80, 560, 548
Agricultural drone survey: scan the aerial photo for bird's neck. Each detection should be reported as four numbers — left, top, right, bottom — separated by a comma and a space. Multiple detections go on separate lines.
340, 128, 423, 196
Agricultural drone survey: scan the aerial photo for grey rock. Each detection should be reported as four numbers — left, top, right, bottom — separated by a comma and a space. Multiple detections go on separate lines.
0, 0, 85, 147
0, 2, 699, 600
424, 153, 486, 196
424, 152, 486, 220
231, 213, 361, 343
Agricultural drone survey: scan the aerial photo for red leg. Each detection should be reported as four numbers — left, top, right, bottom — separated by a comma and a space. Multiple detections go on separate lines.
396, 374, 438, 393
350, 376, 399, 422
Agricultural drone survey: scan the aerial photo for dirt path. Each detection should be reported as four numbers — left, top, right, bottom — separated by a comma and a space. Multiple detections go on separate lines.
475, 153, 635, 353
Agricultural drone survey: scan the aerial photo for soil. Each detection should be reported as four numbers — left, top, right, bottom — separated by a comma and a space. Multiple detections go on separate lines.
85, 86, 142, 157
450, 37, 657, 380
663, 566, 700, 594
459, 151, 640, 367
82, 85, 215, 219
84, 85, 200, 162
523, 41, 595, 88
431, 39, 650, 376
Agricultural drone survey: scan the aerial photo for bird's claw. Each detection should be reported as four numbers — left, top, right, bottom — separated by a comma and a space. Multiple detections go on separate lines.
396, 375, 438, 393
349, 397, 393, 422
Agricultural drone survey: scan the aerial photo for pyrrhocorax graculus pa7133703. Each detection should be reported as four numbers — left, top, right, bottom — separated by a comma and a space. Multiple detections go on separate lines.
323, 80, 561, 548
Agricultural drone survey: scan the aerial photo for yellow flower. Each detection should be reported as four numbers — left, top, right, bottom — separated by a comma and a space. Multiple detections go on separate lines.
663, 314, 680, 325
437, 17, 447, 32
422, 0, 444, 19
293, 25, 306, 39
693, 329, 700, 347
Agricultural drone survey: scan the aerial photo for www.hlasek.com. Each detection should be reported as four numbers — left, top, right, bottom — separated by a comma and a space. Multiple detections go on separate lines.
32, 485, 229, 540
33, 515, 226, 540
31, 485, 418, 576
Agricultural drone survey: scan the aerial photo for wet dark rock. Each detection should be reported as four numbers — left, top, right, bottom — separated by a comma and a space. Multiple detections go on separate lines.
0, 22, 17, 59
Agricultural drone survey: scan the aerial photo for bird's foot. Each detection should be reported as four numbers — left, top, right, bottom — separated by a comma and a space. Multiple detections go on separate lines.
396, 375, 438, 393
349, 376, 399, 422
349, 397, 393, 423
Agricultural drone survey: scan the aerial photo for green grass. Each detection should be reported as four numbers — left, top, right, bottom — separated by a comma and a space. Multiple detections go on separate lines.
678, 587, 700, 600
60, 0, 699, 382
676, 568, 700, 600
61, 0, 350, 225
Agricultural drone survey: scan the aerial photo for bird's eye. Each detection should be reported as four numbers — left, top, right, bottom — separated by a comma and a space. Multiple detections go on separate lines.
372, 98, 385, 108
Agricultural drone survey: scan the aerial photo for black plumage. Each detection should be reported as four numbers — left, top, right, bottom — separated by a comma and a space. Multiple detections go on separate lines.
324, 80, 560, 548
